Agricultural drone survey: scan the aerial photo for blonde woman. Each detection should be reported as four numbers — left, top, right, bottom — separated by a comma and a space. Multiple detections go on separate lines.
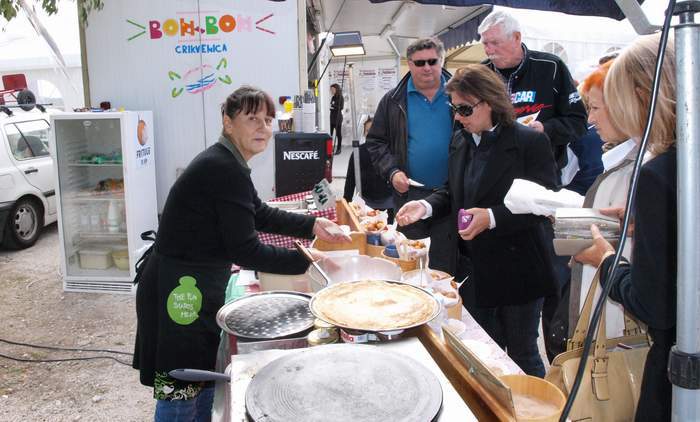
574, 33, 677, 421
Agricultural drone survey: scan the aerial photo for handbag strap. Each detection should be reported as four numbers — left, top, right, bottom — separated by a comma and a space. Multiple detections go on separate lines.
569, 264, 645, 350
568, 265, 600, 350
567, 266, 611, 400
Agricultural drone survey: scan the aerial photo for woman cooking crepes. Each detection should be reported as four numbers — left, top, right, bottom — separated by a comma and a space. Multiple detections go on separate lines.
133, 85, 349, 421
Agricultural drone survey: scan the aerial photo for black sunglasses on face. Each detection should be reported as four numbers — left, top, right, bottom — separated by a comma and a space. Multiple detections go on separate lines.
448, 100, 483, 117
410, 58, 439, 67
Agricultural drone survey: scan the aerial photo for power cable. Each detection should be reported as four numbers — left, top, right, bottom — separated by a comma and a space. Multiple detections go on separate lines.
558, 0, 676, 420
0, 352, 131, 366
0, 337, 132, 355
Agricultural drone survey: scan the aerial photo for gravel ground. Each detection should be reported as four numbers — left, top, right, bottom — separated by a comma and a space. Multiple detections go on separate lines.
0, 224, 153, 422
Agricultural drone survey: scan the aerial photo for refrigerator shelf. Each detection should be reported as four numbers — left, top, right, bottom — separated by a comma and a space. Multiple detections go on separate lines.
66, 193, 125, 202
77, 231, 128, 240
68, 162, 123, 167
66, 262, 130, 278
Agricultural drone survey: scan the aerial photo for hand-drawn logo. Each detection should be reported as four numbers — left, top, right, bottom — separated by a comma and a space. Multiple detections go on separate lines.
168, 57, 232, 98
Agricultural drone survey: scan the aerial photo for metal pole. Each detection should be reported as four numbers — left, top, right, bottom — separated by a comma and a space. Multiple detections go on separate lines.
673, 2, 700, 420
347, 62, 362, 198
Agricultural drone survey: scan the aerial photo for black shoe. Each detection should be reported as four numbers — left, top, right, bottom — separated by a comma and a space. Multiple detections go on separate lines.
334, 148, 342, 155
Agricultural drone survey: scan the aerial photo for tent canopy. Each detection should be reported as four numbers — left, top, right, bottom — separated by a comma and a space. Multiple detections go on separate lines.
369, 0, 644, 20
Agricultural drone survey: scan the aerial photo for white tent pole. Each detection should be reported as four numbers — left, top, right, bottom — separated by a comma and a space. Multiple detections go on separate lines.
672, 3, 700, 420
347, 62, 362, 198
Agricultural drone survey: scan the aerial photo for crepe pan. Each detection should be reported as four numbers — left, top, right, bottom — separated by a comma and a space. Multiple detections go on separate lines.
245, 343, 443, 422
308, 279, 441, 333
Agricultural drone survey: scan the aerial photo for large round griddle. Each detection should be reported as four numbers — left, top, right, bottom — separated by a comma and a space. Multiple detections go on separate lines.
245, 344, 443, 422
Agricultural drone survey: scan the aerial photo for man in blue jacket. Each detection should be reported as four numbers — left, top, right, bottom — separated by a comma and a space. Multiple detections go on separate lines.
366, 37, 455, 271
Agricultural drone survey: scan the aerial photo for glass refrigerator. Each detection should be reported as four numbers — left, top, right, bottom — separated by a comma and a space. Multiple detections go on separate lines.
50, 111, 158, 293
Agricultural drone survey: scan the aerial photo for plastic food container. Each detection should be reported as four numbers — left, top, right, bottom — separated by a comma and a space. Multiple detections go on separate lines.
111, 249, 130, 271
78, 248, 113, 269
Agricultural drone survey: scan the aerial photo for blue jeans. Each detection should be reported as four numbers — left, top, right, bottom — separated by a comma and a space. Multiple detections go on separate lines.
471, 298, 546, 378
154, 386, 215, 422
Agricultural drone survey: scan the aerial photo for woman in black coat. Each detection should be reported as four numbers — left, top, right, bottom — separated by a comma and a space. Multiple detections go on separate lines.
574, 33, 677, 421
396, 65, 558, 377
330, 83, 344, 155
133, 86, 349, 421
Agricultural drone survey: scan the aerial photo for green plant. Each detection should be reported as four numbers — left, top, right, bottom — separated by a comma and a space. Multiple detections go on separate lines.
0, 0, 104, 23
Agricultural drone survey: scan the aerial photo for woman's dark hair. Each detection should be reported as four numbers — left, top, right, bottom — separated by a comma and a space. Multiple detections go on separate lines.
446, 65, 515, 126
221, 85, 275, 120
331, 83, 342, 96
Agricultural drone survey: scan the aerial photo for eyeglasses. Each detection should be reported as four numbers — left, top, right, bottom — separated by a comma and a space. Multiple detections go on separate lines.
410, 58, 439, 67
448, 100, 483, 117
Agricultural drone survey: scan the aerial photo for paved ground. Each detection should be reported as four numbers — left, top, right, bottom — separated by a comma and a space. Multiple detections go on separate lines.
0, 225, 153, 422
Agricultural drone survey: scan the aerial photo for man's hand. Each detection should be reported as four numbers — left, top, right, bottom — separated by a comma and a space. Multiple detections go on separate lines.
573, 224, 616, 267
313, 218, 352, 243
457, 208, 490, 240
391, 171, 410, 193
396, 201, 427, 226
528, 120, 545, 132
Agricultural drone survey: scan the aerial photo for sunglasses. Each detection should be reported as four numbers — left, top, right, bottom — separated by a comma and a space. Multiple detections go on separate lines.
448, 100, 483, 117
410, 58, 439, 67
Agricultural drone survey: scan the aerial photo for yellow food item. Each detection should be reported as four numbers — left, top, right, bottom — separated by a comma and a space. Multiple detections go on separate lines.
363, 220, 386, 232
407, 240, 426, 249
312, 280, 437, 331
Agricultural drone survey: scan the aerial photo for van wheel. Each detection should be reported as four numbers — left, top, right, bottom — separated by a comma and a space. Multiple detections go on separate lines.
3, 198, 43, 249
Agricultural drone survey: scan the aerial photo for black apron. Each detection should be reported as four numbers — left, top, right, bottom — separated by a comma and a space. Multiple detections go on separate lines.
133, 249, 230, 388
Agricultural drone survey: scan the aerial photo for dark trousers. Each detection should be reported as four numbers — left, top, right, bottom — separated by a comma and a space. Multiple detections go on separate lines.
330, 115, 342, 153
457, 255, 546, 377
542, 223, 571, 361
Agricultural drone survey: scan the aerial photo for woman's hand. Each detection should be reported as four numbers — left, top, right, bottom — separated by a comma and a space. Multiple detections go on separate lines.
396, 201, 427, 226
457, 208, 490, 240
573, 224, 616, 267
313, 218, 352, 243
600, 207, 634, 237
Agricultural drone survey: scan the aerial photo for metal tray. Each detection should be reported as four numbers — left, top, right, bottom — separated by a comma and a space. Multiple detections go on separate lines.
216, 291, 314, 339
245, 344, 443, 422
308, 280, 441, 333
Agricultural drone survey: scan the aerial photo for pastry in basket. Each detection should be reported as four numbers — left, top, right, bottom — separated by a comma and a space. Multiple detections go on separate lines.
362, 220, 386, 233
407, 240, 426, 249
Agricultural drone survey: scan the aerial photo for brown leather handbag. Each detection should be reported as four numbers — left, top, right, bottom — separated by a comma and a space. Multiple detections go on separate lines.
545, 267, 649, 421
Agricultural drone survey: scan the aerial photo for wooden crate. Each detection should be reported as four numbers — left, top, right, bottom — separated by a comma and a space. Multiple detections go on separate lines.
311, 231, 366, 254
334, 198, 362, 231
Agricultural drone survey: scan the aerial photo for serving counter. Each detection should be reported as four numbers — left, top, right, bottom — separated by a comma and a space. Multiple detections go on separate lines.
217, 199, 527, 421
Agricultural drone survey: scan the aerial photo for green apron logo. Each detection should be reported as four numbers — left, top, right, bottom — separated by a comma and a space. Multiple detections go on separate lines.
167, 276, 203, 325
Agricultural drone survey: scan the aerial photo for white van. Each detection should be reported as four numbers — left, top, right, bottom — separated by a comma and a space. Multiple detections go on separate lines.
0, 107, 58, 249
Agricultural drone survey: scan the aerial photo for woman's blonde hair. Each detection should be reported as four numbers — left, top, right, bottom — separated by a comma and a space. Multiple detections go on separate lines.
605, 33, 676, 155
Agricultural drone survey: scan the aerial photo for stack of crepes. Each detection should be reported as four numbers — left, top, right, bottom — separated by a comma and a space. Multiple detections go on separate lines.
311, 280, 437, 331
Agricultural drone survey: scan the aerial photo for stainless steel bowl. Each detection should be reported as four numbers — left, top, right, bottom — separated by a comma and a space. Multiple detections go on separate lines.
307, 255, 402, 291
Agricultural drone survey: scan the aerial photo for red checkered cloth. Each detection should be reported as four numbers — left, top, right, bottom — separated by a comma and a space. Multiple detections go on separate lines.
258, 191, 336, 249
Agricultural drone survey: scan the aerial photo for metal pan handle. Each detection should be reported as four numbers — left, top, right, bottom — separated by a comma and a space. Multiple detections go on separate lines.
169, 368, 230, 383
293, 240, 332, 287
